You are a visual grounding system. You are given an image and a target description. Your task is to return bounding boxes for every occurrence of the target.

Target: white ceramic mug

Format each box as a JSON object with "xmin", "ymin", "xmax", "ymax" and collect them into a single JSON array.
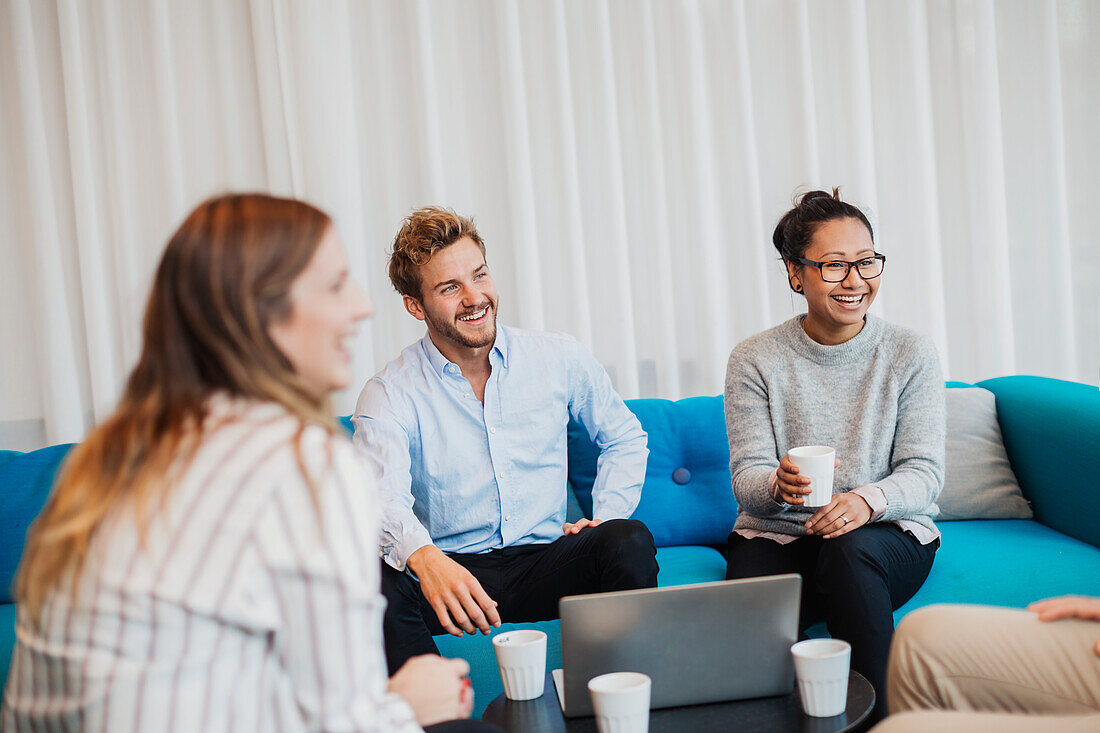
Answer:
[
  {"xmin": 492, "ymin": 629, "xmax": 547, "ymax": 700},
  {"xmin": 787, "ymin": 446, "xmax": 836, "ymax": 507},
  {"xmin": 791, "ymin": 638, "xmax": 850, "ymax": 717},
  {"xmin": 588, "ymin": 672, "xmax": 651, "ymax": 733}
]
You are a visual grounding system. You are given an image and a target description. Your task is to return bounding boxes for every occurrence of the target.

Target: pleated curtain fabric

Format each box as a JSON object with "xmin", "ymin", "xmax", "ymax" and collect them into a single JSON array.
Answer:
[{"xmin": 1, "ymin": 0, "xmax": 1097, "ymax": 449}]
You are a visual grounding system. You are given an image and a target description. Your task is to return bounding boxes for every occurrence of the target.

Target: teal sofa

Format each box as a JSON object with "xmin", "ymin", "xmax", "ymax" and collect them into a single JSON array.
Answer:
[{"xmin": 3, "ymin": 376, "xmax": 1100, "ymax": 718}]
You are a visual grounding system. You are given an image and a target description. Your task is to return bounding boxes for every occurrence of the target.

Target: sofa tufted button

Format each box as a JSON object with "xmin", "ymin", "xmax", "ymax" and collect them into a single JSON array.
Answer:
[{"xmin": 672, "ymin": 467, "xmax": 691, "ymax": 485}]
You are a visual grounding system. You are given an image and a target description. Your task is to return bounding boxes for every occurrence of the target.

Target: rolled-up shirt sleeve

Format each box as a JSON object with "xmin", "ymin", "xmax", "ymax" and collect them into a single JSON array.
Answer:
[
  {"xmin": 568, "ymin": 342, "xmax": 648, "ymax": 521},
  {"xmin": 353, "ymin": 378, "xmax": 433, "ymax": 571}
]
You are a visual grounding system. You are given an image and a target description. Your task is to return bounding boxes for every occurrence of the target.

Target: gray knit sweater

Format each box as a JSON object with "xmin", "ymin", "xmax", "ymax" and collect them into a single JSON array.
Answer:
[{"xmin": 724, "ymin": 314, "xmax": 945, "ymax": 539}]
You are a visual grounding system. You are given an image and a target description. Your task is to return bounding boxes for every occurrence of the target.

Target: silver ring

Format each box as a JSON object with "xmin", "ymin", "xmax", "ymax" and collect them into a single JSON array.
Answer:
[{"xmin": 841, "ymin": 515, "xmax": 849, "ymax": 525}]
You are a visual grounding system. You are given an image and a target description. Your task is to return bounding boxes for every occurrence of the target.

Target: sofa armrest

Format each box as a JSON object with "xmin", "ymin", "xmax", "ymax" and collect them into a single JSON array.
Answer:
[{"xmin": 978, "ymin": 376, "xmax": 1099, "ymax": 549}]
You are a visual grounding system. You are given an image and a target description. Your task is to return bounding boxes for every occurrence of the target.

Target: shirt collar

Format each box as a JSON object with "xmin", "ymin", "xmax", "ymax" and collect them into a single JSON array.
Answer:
[
  {"xmin": 420, "ymin": 326, "xmax": 510, "ymax": 379},
  {"xmin": 492, "ymin": 325, "xmax": 510, "ymax": 368}
]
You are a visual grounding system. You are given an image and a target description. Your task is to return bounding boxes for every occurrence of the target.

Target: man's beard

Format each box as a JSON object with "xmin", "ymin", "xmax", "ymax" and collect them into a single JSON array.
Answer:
[{"xmin": 426, "ymin": 298, "xmax": 497, "ymax": 349}]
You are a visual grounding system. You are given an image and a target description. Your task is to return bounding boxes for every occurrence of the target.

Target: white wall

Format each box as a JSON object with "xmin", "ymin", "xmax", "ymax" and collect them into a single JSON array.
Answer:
[{"xmin": 1, "ymin": 0, "xmax": 1097, "ymax": 449}]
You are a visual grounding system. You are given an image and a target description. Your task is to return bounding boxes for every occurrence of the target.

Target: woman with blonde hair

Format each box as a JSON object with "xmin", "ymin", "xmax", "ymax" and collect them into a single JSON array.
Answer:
[{"xmin": 1, "ymin": 194, "xmax": 497, "ymax": 732}]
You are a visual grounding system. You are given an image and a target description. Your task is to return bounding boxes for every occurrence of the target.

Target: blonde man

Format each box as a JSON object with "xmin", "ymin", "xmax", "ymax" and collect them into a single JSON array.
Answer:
[{"xmin": 354, "ymin": 207, "xmax": 657, "ymax": 672}]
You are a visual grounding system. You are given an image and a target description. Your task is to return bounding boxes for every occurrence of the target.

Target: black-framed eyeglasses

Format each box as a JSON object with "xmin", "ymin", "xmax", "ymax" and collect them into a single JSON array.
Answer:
[{"xmin": 792, "ymin": 253, "xmax": 886, "ymax": 283}]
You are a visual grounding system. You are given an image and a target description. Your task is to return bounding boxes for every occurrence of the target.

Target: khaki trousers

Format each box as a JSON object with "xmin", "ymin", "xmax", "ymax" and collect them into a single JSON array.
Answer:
[{"xmin": 871, "ymin": 604, "xmax": 1100, "ymax": 732}]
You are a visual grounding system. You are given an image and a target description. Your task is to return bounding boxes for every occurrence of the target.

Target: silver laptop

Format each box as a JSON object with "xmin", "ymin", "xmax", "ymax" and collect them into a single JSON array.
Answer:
[{"xmin": 556, "ymin": 574, "xmax": 801, "ymax": 717}]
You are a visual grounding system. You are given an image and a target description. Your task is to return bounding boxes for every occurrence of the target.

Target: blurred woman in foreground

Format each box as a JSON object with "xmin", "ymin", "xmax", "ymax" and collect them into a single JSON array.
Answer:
[{"xmin": 1, "ymin": 194, "xmax": 496, "ymax": 732}]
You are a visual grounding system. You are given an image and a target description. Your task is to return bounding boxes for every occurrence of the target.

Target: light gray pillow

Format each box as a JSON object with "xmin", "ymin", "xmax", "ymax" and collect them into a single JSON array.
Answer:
[{"xmin": 937, "ymin": 387, "xmax": 1032, "ymax": 520}]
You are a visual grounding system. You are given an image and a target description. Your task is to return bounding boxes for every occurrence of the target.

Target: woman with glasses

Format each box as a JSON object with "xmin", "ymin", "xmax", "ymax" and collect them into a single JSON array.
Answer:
[
  {"xmin": 2, "ymin": 194, "xmax": 499, "ymax": 733},
  {"xmin": 723, "ymin": 189, "xmax": 944, "ymax": 723}
]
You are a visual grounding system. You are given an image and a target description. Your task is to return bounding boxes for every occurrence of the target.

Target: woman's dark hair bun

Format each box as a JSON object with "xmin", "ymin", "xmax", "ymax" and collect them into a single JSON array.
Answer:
[
  {"xmin": 798, "ymin": 189, "xmax": 839, "ymax": 205},
  {"xmin": 771, "ymin": 188, "xmax": 874, "ymax": 294}
]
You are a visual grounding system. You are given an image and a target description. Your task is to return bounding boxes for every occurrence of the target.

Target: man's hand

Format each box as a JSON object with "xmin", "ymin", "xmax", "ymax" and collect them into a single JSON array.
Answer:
[
  {"xmin": 407, "ymin": 545, "xmax": 501, "ymax": 636},
  {"xmin": 563, "ymin": 517, "xmax": 603, "ymax": 535},
  {"xmin": 1027, "ymin": 595, "xmax": 1100, "ymax": 657}
]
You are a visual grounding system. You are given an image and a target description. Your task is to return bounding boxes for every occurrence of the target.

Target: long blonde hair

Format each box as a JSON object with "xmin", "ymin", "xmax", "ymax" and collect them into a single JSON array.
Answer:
[{"xmin": 16, "ymin": 193, "xmax": 336, "ymax": 621}]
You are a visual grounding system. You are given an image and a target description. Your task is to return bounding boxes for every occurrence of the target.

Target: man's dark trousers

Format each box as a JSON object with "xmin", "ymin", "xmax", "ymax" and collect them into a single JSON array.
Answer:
[{"xmin": 380, "ymin": 518, "xmax": 659, "ymax": 674}]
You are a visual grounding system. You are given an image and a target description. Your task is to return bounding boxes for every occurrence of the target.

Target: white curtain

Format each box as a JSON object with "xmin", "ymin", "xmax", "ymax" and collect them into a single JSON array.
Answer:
[{"xmin": 1, "ymin": 0, "xmax": 1097, "ymax": 450}]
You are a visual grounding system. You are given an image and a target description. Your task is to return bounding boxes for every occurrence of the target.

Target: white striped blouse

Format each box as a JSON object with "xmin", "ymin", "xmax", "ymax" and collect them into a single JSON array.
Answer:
[{"xmin": 2, "ymin": 396, "xmax": 421, "ymax": 732}]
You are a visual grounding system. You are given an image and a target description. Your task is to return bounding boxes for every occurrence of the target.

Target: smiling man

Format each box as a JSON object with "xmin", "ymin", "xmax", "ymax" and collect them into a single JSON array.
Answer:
[{"xmin": 354, "ymin": 207, "xmax": 657, "ymax": 673}]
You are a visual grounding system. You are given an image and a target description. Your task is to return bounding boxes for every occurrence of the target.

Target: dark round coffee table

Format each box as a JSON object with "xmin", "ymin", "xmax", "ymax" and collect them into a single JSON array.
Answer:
[{"xmin": 482, "ymin": 671, "xmax": 875, "ymax": 732}]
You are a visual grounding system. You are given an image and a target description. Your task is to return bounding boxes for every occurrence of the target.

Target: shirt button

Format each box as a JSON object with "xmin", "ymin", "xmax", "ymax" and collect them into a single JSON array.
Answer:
[
  {"xmin": 505, "ymin": 514, "xmax": 511, "ymax": 521},
  {"xmin": 464, "ymin": 392, "xmax": 470, "ymax": 398},
  {"xmin": 498, "ymin": 472, "xmax": 505, "ymax": 479},
  {"xmin": 490, "ymin": 427, "xmax": 496, "ymax": 434}
]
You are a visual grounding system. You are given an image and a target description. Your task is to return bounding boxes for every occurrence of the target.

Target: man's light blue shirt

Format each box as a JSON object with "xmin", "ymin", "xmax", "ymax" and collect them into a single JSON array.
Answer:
[{"xmin": 353, "ymin": 326, "xmax": 648, "ymax": 571}]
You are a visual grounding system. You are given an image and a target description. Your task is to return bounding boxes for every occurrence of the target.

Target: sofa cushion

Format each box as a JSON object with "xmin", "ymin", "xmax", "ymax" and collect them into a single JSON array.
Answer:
[
  {"xmin": 938, "ymin": 387, "xmax": 1031, "ymax": 520},
  {"xmin": 652, "ymin": 544, "xmax": 728, "ymax": 588},
  {"xmin": 801, "ymin": 518, "xmax": 1100, "ymax": 638},
  {"xmin": 896, "ymin": 519, "xmax": 1100, "ymax": 615},
  {"xmin": 0, "ymin": 444, "xmax": 73, "ymax": 604},
  {"xmin": 568, "ymin": 396, "xmax": 736, "ymax": 547}
]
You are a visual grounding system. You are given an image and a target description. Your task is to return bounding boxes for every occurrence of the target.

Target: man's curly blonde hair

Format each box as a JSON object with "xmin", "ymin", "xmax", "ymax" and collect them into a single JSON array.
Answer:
[{"xmin": 388, "ymin": 207, "xmax": 486, "ymax": 299}]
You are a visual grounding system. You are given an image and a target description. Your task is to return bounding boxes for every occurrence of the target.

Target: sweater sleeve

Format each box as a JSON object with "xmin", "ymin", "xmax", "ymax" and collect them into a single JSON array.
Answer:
[
  {"xmin": 724, "ymin": 345, "xmax": 785, "ymax": 517},
  {"xmin": 873, "ymin": 336, "xmax": 946, "ymax": 521}
]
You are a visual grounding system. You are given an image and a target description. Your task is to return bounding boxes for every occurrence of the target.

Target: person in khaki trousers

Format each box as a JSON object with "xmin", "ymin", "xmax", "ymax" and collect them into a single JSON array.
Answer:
[{"xmin": 872, "ymin": 597, "xmax": 1100, "ymax": 732}]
